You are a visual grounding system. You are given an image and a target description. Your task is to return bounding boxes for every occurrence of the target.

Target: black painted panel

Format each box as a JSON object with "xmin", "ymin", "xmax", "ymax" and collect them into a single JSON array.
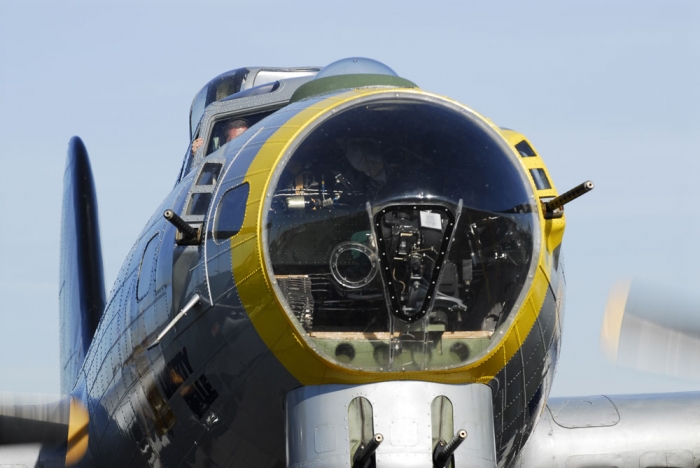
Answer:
[{"xmin": 538, "ymin": 287, "xmax": 558, "ymax": 348}]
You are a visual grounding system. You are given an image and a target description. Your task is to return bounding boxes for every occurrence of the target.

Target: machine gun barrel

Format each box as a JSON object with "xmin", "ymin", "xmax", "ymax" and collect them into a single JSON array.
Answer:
[
  {"xmin": 164, "ymin": 209, "xmax": 199, "ymax": 241},
  {"xmin": 433, "ymin": 429, "xmax": 467, "ymax": 468},
  {"xmin": 352, "ymin": 433, "xmax": 383, "ymax": 468},
  {"xmin": 543, "ymin": 180, "xmax": 594, "ymax": 215}
]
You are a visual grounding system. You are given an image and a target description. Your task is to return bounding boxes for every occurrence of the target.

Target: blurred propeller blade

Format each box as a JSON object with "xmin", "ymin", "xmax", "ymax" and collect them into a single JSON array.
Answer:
[
  {"xmin": 0, "ymin": 394, "xmax": 88, "ymax": 466},
  {"xmin": 601, "ymin": 279, "xmax": 700, "ymax": 379}
]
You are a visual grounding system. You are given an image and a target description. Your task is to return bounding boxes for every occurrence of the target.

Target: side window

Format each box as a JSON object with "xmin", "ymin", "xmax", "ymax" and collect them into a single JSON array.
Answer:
[
  {"xmin": 530, "ymin": 168, "xmax": 552, "ymax": 190},
  {"xmin": 214, "ymin": 183, "xmax": 249, "ymax": 243},
  {"xmin": 206, "ymin": 117, "xmax": 250, "ymax": 155},
  {"xmin": 201, "ymin": 110, "xmax": 274, "ymax": 157}
]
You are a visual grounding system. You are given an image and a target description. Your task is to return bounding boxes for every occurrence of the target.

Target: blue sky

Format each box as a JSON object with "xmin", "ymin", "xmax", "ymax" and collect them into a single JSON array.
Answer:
[{"xmin": 0, "ymin": 0, "xmax": 698, "ymax": 396}]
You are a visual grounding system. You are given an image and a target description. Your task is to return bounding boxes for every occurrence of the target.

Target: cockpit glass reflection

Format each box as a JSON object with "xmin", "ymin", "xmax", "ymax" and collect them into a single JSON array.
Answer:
[{"xmin": 264, "ymin": 99, "xmax": 537, "ymax": 372}]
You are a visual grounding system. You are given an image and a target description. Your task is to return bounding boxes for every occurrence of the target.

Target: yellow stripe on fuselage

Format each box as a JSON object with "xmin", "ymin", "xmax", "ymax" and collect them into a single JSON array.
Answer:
[{"xmin": 231, "ymin": 87, "xmax": 561, "ymax": 385}]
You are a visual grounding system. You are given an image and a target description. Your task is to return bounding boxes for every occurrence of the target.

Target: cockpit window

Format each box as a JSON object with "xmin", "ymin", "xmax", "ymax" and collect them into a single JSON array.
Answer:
[
  {"xmin": 264, "ymin": 98, "xmax": 538, "ymax": 372},
  {"xmin": 530, "ymin": 168, "xmax": 552, "ymax": 190},
  {"xmin": 206, "ymin": 117, "xmax": 251, "ymax": 155},
  {"xmin": 204, "ymin": 111, "xmax": 274, "ymax": 156}
]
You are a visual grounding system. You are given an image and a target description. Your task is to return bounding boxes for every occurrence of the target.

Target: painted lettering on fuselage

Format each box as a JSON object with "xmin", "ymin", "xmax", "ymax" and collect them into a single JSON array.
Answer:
[
  {"xmin": 159, "ymin": 348, "xmax": 193, "ymax": 399},
  {"xmin": 158, "ymin": 347, "xmax": 219, "ymax": 419},
  {"xmin": 182, "ymin": 375, "xmax": 219, "ymax": 419}
]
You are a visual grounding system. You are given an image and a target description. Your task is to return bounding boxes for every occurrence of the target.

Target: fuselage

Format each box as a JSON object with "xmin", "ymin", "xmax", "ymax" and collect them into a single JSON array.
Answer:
[{"xmin": 67, "ymin": 62, "xmax": 566, "ymax": 468}]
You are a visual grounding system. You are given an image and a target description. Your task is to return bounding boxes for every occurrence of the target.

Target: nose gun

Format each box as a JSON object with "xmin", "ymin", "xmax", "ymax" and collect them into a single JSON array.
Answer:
[{"xmin": 543, "ymin": 180, "xmax": 594, "ymax": 219}]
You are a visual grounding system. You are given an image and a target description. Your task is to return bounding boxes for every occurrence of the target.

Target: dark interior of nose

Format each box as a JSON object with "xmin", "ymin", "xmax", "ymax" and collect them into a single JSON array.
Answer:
[{"xmin": 265, "ymin": 99, "xmax": 536, "ymax": 370}]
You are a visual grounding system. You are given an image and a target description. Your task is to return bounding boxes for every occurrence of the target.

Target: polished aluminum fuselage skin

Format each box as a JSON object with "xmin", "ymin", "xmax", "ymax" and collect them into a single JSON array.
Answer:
[
  {"xmin": 70, "ymin": 156, "xmax": 308, "ymax": 466},
  {"xmin": 517, "ymin": 393, "xmax": 700, "ymax": 467}
]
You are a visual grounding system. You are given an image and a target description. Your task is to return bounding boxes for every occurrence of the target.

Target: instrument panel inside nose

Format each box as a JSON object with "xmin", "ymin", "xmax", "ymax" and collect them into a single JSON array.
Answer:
[{"xmin": 263, "ymin": 96, "xmax": 539, "ymax": 372}]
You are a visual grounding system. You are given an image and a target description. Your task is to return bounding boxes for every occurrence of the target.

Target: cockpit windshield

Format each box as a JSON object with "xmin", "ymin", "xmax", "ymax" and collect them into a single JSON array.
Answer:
[
  {"xmin": 263, "ymin": 98, "xmax": 538, "ymax": 372},
  {"xmin": 204, "ymin": 111, "xmax": 278, "ymax": 156}
]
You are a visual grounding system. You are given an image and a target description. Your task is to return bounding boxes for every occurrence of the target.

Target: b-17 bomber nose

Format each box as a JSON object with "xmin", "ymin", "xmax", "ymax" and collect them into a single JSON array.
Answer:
[
  {"xmin": 43, "ymin": 57, "xmax": 580, "ymax": 468},
  {"xmin": 260, "ymin": 92, "xmax": 540, "ymax": 374}
]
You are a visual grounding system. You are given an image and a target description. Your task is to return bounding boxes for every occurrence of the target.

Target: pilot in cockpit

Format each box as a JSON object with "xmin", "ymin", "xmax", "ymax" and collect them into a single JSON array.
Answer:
[{"xmin": 191, "ymin": 118, "xmax": 249, "ymax": 155}]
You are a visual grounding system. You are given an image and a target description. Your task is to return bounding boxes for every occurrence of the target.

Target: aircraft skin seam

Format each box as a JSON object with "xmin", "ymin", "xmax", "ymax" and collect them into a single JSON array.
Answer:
[
  {"xmin": 501, "ymin": 393, "xmax": 533, "ymax": 434},
  {"xmin": 212, "ymin": 283, "xmax": 241, "ymax": 304},
  {"xmin": 188, "ymin": 257, "xmax": 206, "ymax": 274},
  {"xmin": 521, "ymin": 336, "xmax": 545, "ymax": 370},
  {"xmin": 236, "ymin": 267, "xmax": 263, "ymax": 286},
  {"xmin": 525, "ymin": 350, "xmax": 545, "ymax": 386},
  {"xmin": 205, "ymin": 244, "xmax": 233, "ymax": 262},
  {"xmin": 230, "ymin": 234, "xmax": 256, "ymax": 249},
  {"xmin": 506, "ymin": 328, "xmax": 527, "ymax": 387},
  {"xmin": 502, "ymin": 354, "xmax": 547, "ymax": 411}
]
